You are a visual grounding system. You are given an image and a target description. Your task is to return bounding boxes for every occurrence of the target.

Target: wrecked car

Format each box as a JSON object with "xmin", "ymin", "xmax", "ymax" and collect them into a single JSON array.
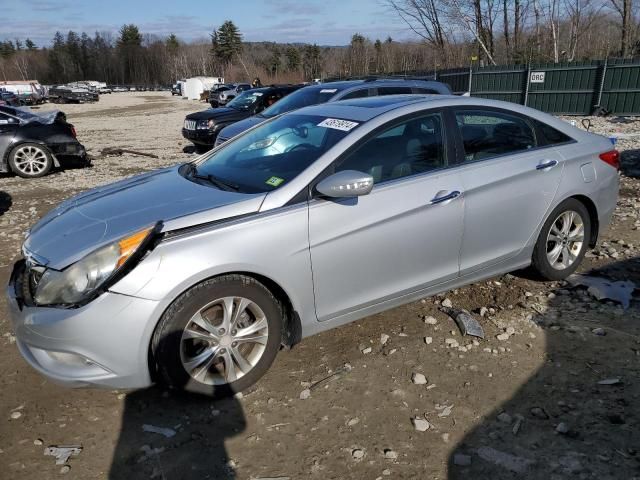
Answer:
[{"xmin": 0, "ymin": 106, "xmax": 88, "ymax": 178}]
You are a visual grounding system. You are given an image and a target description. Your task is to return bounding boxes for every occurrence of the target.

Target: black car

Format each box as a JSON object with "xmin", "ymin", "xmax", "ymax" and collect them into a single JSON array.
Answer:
[
  {"xmin": 48, "ymin": 86, "xmax": 99, "ymax": 104},
  {"xmin": 0, "ymin": 106, "xmax": 88, "ymax": 178},
  {"xmin": 171, "ymin": 84, "xmax": 182, "ymax": 96},
  {"xmin": 0, "ymin": 91, "xmax": 20, "ymax": 107},
  {"xmin": 182, "ymin": 85, "xmax": 300, "ymax": 152}
]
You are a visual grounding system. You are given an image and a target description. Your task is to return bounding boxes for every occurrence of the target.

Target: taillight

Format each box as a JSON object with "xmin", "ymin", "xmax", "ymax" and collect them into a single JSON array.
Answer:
[
  {"xmin": 70, "ymin": 126, "xmax": 77, "ymax": 138},
  {"xmin": 599, "ymin": 150, "xmax": 620, "ymax": 170}
]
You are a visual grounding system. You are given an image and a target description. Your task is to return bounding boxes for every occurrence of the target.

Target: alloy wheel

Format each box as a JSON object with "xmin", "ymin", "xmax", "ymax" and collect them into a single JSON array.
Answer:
[
  {"xmin": 180, "ymin": 296, "xmax": 269, "ymax": 385},
  {"xmin": 546, "ymin": 210, "xmax": 585, "ymax": 270},
  {"xmin": 13, "ymin": 145, "xmax": 49, "ymax": 176}
]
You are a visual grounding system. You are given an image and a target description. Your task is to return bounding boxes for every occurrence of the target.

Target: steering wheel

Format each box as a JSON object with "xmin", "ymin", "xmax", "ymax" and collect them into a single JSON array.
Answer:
[{"xmin": 286, "ymin": 143, "xmax": 315, "ymax": 153}]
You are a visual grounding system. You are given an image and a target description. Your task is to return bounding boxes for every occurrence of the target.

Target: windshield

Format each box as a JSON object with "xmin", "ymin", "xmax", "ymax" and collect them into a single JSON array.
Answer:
[
  {"xmin": 187, "ymin": 114, "xmax": 361, "ymax": 193},
  {"xmin": 260, "ymin": 86, "xmax": 341, "ymax": 118},
  {"xmin": 227, "ymin": 90, "xmax": 262, "ymax": 111}
]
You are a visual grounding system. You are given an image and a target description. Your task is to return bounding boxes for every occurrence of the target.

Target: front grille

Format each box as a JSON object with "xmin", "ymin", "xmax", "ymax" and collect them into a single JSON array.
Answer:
[
  {"xmin": 184, "ymin": 119, "xmax": 197, "ymax": 130},
  {"xmin": 18, "ymin": 261, "xmax": 42, "ymax": 305}
]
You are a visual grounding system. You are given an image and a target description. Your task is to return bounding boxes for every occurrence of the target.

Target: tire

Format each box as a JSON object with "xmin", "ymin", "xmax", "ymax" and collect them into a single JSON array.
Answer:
[
  {"xmin": 152, "ymin": 275, "xmax": 284, "ymax": 398},
  {"xmin": 194, "ymin": 144, "xmax": 211, "ymax": 154},
  {"xmin": 531, "ymin": 198, "xmax": 591, "ymax": 281},
  {"xmin": 9, "ymin": 143, "xmax": 53, "ymax": 178}
]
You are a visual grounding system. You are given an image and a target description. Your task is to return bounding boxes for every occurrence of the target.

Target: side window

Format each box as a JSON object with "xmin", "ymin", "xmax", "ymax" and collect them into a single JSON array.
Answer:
[
  {"xmin": 413, "ymin": 88, "xmax": 439, "ymax": 95},
  {"xmin": 336, "ymin": 113, "xmax": 446, "ymax": 184},
  {"xmin": 265, "ymin": 92, "xmax": 283, "ymax": 107},
  {"xmin": 455, "ymin": 109, "xmax": 536, "ymax": 162},
  {"xmin": 535, "ymin": 120, "xmax": 573, "ymax": 145},
  {"xmin": 341, "ymin": 88, "xmax": 369, "ymax": 100},
  {"xmin": 377, "ymin": 86, "xmax": 412, "ymax": 95}
]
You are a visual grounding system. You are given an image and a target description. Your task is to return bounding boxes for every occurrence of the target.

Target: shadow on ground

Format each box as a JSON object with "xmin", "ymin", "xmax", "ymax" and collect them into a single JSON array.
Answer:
[
  {"xmin": 109, "ymin": 386, "xmax": 245, "ymax": 479},
  {"xmin": 0, "ymin": 191, "xmax": 12, "ymax": 216},
  {"xmin": 621, "ymin": 149, "xmax": 640, "ymax": 178},
  {"xmin": 448, "ymin": 257, "xmax": 640, "ymax": 478}
]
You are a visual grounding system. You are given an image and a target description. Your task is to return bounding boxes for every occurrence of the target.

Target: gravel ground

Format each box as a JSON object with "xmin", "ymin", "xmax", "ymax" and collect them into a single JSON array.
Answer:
[{"xmin": 0, "ymin": 93, "xmax": 639, "ymax": 480}]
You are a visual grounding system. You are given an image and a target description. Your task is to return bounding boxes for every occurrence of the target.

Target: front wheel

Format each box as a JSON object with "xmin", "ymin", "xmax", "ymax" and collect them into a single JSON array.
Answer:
[
  {"xmin": 531, "ymin": 199, "xmax": 591, "ymax": 280},
  {"xmin": 152, "ymin": 275, "xmax": 283, "ymax": 398}
]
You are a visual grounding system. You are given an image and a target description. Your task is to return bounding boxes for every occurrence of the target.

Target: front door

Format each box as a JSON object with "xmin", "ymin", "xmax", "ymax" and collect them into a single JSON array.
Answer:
[{"xmin": 308, "ymin": 111, "xmax": 464, "ymax": 321}]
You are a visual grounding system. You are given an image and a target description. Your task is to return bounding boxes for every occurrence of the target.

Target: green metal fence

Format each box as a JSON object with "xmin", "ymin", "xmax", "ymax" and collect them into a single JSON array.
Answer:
[{"xmin": 394, "ymin": 58, "xmax": 640, "ymax": 115}]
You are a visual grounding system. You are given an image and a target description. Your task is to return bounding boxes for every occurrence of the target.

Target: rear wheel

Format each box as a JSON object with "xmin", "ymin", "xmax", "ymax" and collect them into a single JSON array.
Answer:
[
  {"xmin": 531, "ymin": 199, "xmax": 590, "ymax": 280},
  {"xmin": 152, "ymin": 275, "xmax": 283, "ymax": 398},
  {"xmin": 9, "ymin": 143, "xmax": 52, "ymax": 178}
]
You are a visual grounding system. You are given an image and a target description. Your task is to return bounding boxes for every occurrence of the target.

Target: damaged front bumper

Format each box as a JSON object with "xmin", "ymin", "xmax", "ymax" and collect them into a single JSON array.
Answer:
[{"xmin": 6, "ymin": 260, "xmax": 157, "ymax": 389}]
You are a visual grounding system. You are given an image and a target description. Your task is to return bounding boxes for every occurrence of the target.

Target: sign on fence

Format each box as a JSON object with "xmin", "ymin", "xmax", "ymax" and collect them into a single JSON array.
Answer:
[{"xmin": 530, "ymin": 72, "xmax": 546, "ymax": 83}]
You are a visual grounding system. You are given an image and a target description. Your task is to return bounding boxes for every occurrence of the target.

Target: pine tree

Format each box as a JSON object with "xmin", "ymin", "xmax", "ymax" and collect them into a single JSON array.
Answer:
[
  {"xmin": 166, "ymin": 34, "xmax": 179, "ymax": 51},
  {"xmin": 285, "ymin": 46, "xmax": 301, "ymax": 71},
  {"xmin": 212, "ymin": 21, "xmax": 242, "ymax": 65},
  {"xmin": 25, "ymin": 39, "xmax": 36, "ymax": 50}
]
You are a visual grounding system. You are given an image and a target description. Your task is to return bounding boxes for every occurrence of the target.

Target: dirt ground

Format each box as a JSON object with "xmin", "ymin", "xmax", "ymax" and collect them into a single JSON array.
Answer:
[{"xmin": 0, "ymin": 92, "xmax": 639, "ymax": 480}]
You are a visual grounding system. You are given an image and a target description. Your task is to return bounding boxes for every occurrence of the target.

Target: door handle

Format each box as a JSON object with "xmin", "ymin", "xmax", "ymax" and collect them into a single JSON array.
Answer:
[
  {"xmin": 430, "ymin": 190, "xmax": 461, "ymax": 205},
  {"xmin": 536, "ymin": 159, "xmax": 559, "ymax": 170}
]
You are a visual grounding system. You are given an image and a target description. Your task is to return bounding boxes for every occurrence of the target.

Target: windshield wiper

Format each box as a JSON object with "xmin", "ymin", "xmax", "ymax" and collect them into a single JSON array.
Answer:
[{"xmin": 187, "ymin": 165, "xmax": 240, "ymax": 192}]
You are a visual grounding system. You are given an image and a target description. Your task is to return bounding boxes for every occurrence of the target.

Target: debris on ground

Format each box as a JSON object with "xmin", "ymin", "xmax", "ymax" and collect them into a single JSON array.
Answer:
[
  {"xmin": 443, "ymin": 308, "xmax": 485, "ymax": 338},
  {"xmin": 476, "ymin": 446, "xmax": 535, "ymax": 473},
  {"xmin": 567, "ymin": 274, "xmax": 636, "ymax": 309},
  {"xmin": 44, "ymin": 445, "xmax": 82, "ymax": 465},
  {"xmin": 142, "ymin": 424, "xmax": 177, "ymax": 438},
  {"xmin": 412, "ymin": 417, "xmax": 431, "ymax": 431},
  {"xmin": 99, "ymin": 147, "xmax": 159, "ymax": 159},
  {"xmin": 309, "ymin": 363, "xmax": 352, "ymax": 391},
  {"xmin": 597, "ymin": 378, "xmax": 621, "ymax": 385},
  {"xmin": 411, "ymin": 372, "xmax": 427, "ymax": 385}
]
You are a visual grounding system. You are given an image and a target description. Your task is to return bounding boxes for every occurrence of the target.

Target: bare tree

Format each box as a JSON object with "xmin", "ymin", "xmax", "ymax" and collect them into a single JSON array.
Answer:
[
  {"xmin": 386, "ymin": 0, "xmax": 448, "ymax": 60},
  {"xmin": 608, "ymin": 0, "xmax": 633, "ymax": 56}
]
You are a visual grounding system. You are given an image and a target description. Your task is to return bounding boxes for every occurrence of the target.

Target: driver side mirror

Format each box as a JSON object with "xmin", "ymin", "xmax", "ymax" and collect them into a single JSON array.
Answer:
[{"xmin": 316, "ymin": 170, "xmax": 374, "ymax": 198}]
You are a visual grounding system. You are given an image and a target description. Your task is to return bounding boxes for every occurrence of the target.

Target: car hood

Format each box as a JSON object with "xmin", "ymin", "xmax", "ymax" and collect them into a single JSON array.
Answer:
[
  {"xmin": 219, "ymin": 116, "xmax": 267, "ymax": 140},
  {"xmin": 24, "ymin": 165, "xmax": 265, "ymax": 269},
  {"xmin": 185, "ymin": 107, "xmax": 251, "ymax": 124}
]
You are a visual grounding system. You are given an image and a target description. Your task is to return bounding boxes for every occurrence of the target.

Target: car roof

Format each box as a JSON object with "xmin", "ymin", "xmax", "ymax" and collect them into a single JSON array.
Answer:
[{"xmin": 294, "ymin": 94, "xmax": 438, "ymax": 122}]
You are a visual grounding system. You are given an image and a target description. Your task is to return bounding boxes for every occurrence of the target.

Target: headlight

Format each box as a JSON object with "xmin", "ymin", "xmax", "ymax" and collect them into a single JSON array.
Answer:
[
  {"xmin": 34, "ymin": 226, "xmax": 154, "ymax": 306},
  {"xmin": 197, "ymin": 119, "xmax": 216, "ymax": 130}
]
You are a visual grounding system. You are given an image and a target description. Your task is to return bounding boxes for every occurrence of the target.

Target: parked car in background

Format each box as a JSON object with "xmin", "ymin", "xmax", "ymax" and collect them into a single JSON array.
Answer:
[
  {"xmin": 0, "ymin": 105, "xmax": 87, "ymax": 178},
  {"xmin": 217, "ymin": 83, "xmax": 252, "ymax": 106},
  {"xmin": 183, "ymin": 85, "xmax": 301, "ymax": 152},
  {"xmin": 48, "ymin": 86, "xmax": 99, "ymax": 104},
  {"xmin": 0, "ymin": 90, "xmax": 21, "ymax": 107},
  {"xmin": 98, "ymin": 86, "xmax": 112, "ymax": 94},
  {"xmin": 215, "ymin": 78, "xmax": 452, "ymax": 146},
  {"xmin": 6, "ymin": 95, "xmax": 619, "ymax": 397},
  {"xmin": 208, "ymin": 85, "xmax": 231, "ymax": 107},
  {"xmin": 171, "ymin": 84, "xmax": 182, "ymax": 96}
]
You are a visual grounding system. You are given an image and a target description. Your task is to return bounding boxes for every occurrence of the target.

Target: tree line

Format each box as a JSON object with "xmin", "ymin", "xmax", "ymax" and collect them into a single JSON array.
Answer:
[{"xmin": 0, "ymin": 3, "xmax": 638, "ymax": 86}]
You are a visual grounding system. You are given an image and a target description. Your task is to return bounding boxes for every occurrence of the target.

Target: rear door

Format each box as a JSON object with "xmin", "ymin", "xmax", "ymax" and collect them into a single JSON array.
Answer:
[
  {"xmin": 452, "ymin": 107, "xmax": 564, "ymax": 274},
  {"xmin": 308, "ymin": 110, "xmax": 464, "ymax": 321}
]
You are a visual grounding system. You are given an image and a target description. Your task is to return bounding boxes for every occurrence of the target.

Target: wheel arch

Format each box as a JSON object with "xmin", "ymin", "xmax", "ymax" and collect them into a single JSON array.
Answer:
[
  {"xmin": 146, "ymin": 270, "xmax": 303, "ymax": 382},
  {"xmin": 568, "ymin": 194, "xmax": 599, "ymax": 248}
]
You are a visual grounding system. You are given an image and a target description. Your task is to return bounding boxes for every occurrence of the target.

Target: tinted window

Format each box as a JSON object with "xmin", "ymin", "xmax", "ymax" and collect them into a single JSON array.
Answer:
[
  {"xmin": 192, "ymin": 114, "xmax": 358, "ymax": 193},
  {"xmin": 341, "ymin": 88, "xmax": 369, "ymax": 99},
  {"xmin": 456, "ymin": 109, "xmax": 536, "ymax": 162},
  {"xmin": 535, "ymin": 120, "xmax": 573, "ymax": 145},
  {"xmin": 227, "ymin": 91, "xmax": 264, "ymax": 110},
  {"xmin": 337, "ymin": 113, "xmax": 446, "ymax": 184},
  {"xmin": 413, "ymin": 88, "xmax": 439, "ymax": 94},
  {"xmin": 260, "ymin": 87, "xmax": 339, "ymax": 118},
  {"xmin": 377, "ymin": 86, "xmax": 412, "ymax": 95}
]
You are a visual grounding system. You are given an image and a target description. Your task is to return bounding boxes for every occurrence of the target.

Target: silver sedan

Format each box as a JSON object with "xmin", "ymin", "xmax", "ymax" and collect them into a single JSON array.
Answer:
[{"xmin": 6, "ymin": 95, "xmax": 619, "ymax": 397}]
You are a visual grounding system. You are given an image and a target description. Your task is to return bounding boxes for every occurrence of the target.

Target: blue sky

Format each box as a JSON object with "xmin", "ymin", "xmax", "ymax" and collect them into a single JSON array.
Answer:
[{"xmin": 2, "ymin": 0, "xmax": 410, "ymax": 46}]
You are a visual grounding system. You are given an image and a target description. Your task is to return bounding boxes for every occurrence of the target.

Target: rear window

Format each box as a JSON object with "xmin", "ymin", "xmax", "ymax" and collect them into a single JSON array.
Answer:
[{"xmin": 535, "ymin": 120, "xmax": 574, "ymax": 145}]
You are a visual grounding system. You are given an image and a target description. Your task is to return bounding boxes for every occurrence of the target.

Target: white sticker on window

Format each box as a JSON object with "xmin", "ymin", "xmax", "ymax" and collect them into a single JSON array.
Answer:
[
  {"xmin": 320, "ymin": 88, "xmax": 338, "ymax": 93},
  {"xmin": 317, "ymin": 118, "xmax": 359, "ymax": 132},
  {"xmin": 252, "ymin": 92, "xmax": 263, "ymax": 96}
]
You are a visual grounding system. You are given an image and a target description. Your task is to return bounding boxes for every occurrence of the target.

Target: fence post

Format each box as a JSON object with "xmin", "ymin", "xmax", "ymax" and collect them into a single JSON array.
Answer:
[
  {"xmin": 524, "ymin": 63, "xmax": 531, "ymax": 106},
  {"xmin": 596, "ymin": 58, "xmax": 608, "ymax": 108},
  {"xmin": 467, "ymin": 64, "xmax": 473, "ymax": 95}
]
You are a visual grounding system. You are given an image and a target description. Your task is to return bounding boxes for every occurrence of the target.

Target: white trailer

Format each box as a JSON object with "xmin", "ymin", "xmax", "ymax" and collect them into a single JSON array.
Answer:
[{"xmin": 183, "ymin": 76, "xmax": 224, "ymax": 100}]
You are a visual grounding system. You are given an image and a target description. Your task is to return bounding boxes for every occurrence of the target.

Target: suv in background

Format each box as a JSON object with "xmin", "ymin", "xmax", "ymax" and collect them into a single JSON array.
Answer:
[
  {"xmin": 217, "ymin": 83, "xmax": 252, "ymax": 106},
  {"xmin": 0, "ymin": 90, "xmax": 20, "ymax": 106},
  {"xmin": 182, "ymin": 84, "xmax": 301, "ymax": 152},
  {"xmin": 215, "ymin": 78, "xmax": 451, "ymax": 146},
  {"xmin": 208, "ymin": 84, "xmax": 231, "ymax": 107}
]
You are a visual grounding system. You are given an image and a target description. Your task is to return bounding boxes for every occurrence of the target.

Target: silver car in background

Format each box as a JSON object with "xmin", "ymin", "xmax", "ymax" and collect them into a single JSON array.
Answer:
[{"xmin": 7, "ymin": 95, "xmax": 619, "ymax": 398}]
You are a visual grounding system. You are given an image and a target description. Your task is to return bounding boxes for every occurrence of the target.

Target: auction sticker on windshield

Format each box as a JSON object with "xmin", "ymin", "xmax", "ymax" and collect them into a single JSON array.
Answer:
[
  {"xmin": 265, "ymin": 176, "xmax": 285, "ymax": 187},
  {"xmin": 317, "ymin": 118, "xmax": 359, "ymax": 132}
]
